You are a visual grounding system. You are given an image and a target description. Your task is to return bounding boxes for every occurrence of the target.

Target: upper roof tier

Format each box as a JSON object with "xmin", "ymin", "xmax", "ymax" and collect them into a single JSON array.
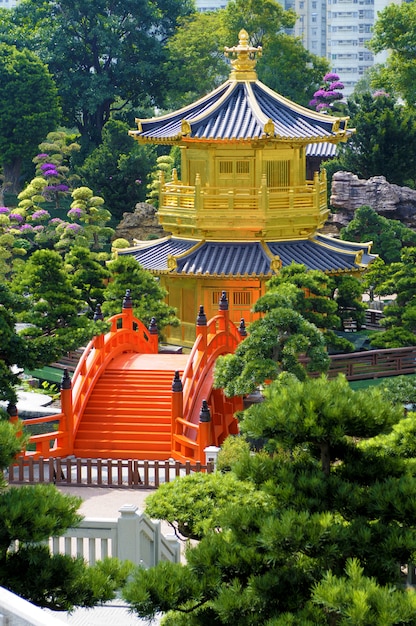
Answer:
[{"xmin": 130, "ymin": 30, "xmax": 353, "ymax": 146}]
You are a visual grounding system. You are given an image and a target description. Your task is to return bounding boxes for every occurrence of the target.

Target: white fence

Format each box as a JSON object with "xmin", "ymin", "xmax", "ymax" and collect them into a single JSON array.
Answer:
[
  {"xmin": 2, "ymin": 505, "xmax": 180, "ymax": 625},
  {"xmin": 48, "ymin": 504, "xmax": 180, "ymax": 567}
]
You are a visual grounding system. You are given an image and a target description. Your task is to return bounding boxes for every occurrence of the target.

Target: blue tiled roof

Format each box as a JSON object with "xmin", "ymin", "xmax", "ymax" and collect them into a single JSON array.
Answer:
[
  {"xmin": 118, "ymin": 238, "xmax": 197, "ymax": 271},
  {"xmin": 176, "ymin": 241, "xmax": 272, "ymax": 276},
  {"xmin": 120, "ymin": 235, "xmax": 376, "ymax": 276},
  {"xmin": 306, "ymin": 143, "xmax": 338, "ymax": 158},
  {"xmin": 131, "ymin": 80, "xmax": 351, "ymax": 144}
]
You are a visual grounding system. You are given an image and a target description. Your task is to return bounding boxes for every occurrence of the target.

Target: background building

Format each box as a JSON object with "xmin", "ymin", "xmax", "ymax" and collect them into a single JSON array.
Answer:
[{"xmin": 196, "ymin": 0, "xmax": 401, "ymax": 96}]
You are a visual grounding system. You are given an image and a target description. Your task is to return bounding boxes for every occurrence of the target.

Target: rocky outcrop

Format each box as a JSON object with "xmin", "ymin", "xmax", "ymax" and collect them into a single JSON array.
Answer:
[
  {"xmin": 329, "ymin": 171, "xmax": 416, "ymax": 230},
  {"xmin": 113, "ymin": 202, "xmax": 167, "ymax": 244}
]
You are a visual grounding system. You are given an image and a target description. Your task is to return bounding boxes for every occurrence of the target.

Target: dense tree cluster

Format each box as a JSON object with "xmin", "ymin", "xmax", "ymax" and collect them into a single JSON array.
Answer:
[{"xmin": 123, "ymin": 374, "xmax": 416, "ymax": 625}]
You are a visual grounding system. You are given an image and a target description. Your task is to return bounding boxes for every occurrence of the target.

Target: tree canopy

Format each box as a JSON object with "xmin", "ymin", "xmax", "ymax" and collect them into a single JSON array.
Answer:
[
  {"xmin": 363, "ymin": 247, "xmax": 416, "ymax": 349},
  {"xmin": 340, "ymin": 205, "xmax": 416, "ymax": 264},
  {"xmin": 123, "ymin": 373, "xmax": 416, "ymax": 625},
  {"xmin": 164, "ymin": 0, "xmax": 329, "ymax": 108},
  {"xmin": 0, "ymin": 417, "xmax": 132, "ymax": 610},
  {"xmin": 369, "ymin": 1, "xmax": 416, "ymax": 107},
  {"xmin": 324, "ymin": 92, "xmax": 416, "ymax": 188},
  {"xmin": 2, "ymin": 0, "xmax": 194, "ymax": 150},
  {"xmin": 0, "ymin": 43, "xmax": 60, "ymax": 192}
]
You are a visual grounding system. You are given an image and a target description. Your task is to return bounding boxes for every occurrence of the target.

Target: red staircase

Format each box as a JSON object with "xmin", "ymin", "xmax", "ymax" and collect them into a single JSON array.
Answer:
[{"xmin": 73, "ymin": 353, "xmax": 188, "ymax": 460}]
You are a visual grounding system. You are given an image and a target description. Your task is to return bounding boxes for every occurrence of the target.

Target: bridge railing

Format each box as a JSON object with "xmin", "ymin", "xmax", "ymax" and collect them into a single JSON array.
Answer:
[{"xmin": 171, "ymin": 294, "xmax": 244, "ymax": 463}]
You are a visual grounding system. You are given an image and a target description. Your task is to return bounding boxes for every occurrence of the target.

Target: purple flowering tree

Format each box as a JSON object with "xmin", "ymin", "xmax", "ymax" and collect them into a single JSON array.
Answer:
[
  {"xmin": 32, "ymin": 131, "xmax": 81, "ymax": 207},
  {"xmin": 309, "ymin": 72, "xmax": 345, "ymax": 112}
]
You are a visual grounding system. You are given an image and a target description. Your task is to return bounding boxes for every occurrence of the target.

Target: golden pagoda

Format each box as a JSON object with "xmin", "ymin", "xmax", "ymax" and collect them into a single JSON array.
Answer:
[{"xmin": 123, "ymin": 30, "xmax": 375, "ymax": 346}]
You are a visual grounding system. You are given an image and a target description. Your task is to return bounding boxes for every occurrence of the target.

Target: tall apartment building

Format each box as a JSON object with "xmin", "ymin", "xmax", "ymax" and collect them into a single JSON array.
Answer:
[{"xmin": 294, "ymin": 0, "xmax": 401, "ymax": 96}]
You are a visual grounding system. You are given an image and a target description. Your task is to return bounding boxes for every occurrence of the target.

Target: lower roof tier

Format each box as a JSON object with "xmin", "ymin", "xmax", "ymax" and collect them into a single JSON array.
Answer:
[{"xmin": 118, "ymin": 233, "xmax": 376, "ymax": 277}]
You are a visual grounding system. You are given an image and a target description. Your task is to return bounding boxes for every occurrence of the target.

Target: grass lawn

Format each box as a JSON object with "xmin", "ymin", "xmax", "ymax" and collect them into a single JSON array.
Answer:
[{"xmin": 349, "ymin": 374, "xmax": 416, "ymax": 391}]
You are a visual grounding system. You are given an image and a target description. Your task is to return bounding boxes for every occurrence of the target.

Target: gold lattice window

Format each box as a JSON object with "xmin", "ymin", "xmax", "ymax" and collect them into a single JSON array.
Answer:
[
  {"xmin": 219, "ymin": 161, "xmax": 233, "ymax": 174},
  {"xmin": 236, "ymin": 160, "xmax": 250, "ymax": 175}
]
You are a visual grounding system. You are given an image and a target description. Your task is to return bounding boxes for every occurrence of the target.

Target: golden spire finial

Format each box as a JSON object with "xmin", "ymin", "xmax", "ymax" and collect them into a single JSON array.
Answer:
[{"xmin": 224, "ymin": 29, "xmax": 262, "ymax": 81}]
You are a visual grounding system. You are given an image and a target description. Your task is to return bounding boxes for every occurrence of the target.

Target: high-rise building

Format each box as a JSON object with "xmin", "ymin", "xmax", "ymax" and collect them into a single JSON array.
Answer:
[
  {"xmin": 195, "ymin": 0, "xmax": 401, "ymax": 97},
  {"xmin": 295, "ymin": 0, "xmax": 401, "ymax": 96}
]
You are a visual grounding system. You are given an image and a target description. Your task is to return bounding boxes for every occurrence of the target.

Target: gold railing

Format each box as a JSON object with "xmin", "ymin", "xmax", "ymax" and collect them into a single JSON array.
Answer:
[{"xmin": 158, "ymin": 174, "xmax": 328, "ymax": 239}]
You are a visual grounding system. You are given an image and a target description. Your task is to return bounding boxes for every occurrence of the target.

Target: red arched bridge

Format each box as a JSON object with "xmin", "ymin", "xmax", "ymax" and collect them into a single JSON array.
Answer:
[{"xmin": 18, "ymin": 292, "xmax": 244, "ymax": 464}]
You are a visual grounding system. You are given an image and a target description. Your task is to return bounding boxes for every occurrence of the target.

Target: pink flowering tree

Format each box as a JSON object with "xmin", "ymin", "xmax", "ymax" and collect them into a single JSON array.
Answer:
[{"xmin": 309, "ymin": 72, "xmax": 345, "ymax": 112}]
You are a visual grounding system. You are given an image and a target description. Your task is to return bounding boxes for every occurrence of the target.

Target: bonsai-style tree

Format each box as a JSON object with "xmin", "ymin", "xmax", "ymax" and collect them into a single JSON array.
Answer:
[
  {"xmin": 123, "ymin": 374, "xmax": 416, "ymax": 625},
  {"xmin": 102, "ymin": 255, "xmax": 179, "ymax": 334}
]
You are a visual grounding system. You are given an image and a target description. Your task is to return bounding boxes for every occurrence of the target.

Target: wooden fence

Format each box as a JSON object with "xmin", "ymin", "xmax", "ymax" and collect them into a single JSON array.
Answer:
[
  {"xmin": 7, "ymin": 456, "xmax": 214, "ymax": 488},
  {"xmin": 325, "ymin": 346, "xmax": 416, "ymax": 381}
]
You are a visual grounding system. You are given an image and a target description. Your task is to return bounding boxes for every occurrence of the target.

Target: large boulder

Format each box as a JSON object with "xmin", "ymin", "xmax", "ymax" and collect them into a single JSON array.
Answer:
[
  {"xmin": 329, "ymin": 171, "xmax": 416, "ymax": 229},
  {"xmin": 113, "ymin": 202, "xmax": 167, "ymax": 244}
]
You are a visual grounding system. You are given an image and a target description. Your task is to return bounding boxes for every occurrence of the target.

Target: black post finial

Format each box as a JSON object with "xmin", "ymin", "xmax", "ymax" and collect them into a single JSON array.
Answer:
[
  {"xmin": 61, "ymin": 368, "xmax": 72, "ymax": 390},
  {"xmin": 238, "ymin": 318, "xmax": 247, "ymax": 337},
  {"xmin": 93, "ymin": 304, "xmax": 104, "ymax": 321},
  {"xmin": 197, "ymin": 305, "xmax": 207, "ymax": 326},
  {"xmin": 7, "ymin": 402, "xmax": 18, "ymax": 418},
  {"xmin": 219, "ymin": 291, "xmax": 228, "ymax": 311},
  {"xmin": 122, "ymin": 289, "xmax": 133, "ymax": 309},
  {"xmin": 148, "ymin": 317, "xmax": 158, "ymax": 335},
  {"xmin": 199, "ymin": 399, "xmax": 211, "ymax": 422},
  {"xmin": 172, "ymin": 370, "xmax": 183, "ymax": 392}
]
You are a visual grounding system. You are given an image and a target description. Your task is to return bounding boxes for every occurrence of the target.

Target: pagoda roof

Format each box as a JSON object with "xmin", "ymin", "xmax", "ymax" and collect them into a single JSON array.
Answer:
[
  {"xmin": 118, "ymin": 234, "xmax": 376, "ymax": 277},
  {"xmin": 130, "ymin": 30, "xmax": 353, "ymax": 146}
]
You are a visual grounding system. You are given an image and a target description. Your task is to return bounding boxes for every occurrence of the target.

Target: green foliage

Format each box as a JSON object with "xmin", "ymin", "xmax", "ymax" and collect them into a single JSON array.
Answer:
[
  {"xmin": 0, "ymin": 419, "xmax": 27, "ymax": 474},
  {"xmin": 312, "ymin": 558, "xmax": 416, "ymax": 625},
  {"xmin": 4, "ymin": 0, "xmax": 194, "ymax": 151},
  {"xmin": 66, "ymin": 186, "xmax": 113, "ymax": 252},
  {"xmin": 102, "ymin": 255, "xmax": 179, "ymax": 333},
  {"xmin": 146, "ymin": 154, "xmax": 175, "ymax": 207},
  {"xmin": 164, "ymin": 0, "xmax": 329, "ymax": 108},
  {"xmin": 0, "ymin": 43, "xmax": 61, "ymax": 192},
  {"xmin": 379, "ymin": 376, "xmax": 416, "ymax": 407},
  {"xmin": 0, "ymin": 282, "xmax": 35, "ymax": 403},
  {"xmin": 214, "ymin": 268, "xmax": 334, "ymax": 396},
  {"xmin": 11, "ymin": 249, "xmax": 106, "ymax": 365},
  {"xmin": 362, "ymin": 247, "xmax": 416, "ymax": 348},
  {"xmin": 145, "ymin": 471, "xmax": 272, "ymax": 540},
  {"xmin": 324, "ymin": 93, "xmax": 416, "ymax": 188},
  {"xmin": 369, "ymin": 1, "xmax": 416, "ymax": 107},
  {"xmin": 124, "ymin": 375, "xmax": 416, "ymax": 624},
  {"xmin": 64, "ymin": 246, "xmax": 110, "ymax": 315},
  {"xmin": 341, "ymin": 206, "xmax": 416, "ymax": 264},
  {"xmin": 0, "ymin": 483, "xmax": 132, "ymax": 611},
  {"xmin": 240, "ymin": 374, "xmax": 401, "ymax": 471},
  {"xmin": 2, "ymin": 548, "xmax": 133, "ymax": 611},
  {"xmin": 78, "ymin": 119, "xmax": 156, "ymax": 221},
  {"xmin": 216, "ymin": 435, "xmax": 251, "ymax": 472}
]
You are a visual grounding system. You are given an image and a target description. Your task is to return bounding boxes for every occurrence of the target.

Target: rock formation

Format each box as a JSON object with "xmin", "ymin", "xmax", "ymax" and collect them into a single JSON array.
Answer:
[
  {"xmin": 329, "ymin": 171, "xmax": 416, "ymax": 230},
  {"xmin": 113, "ymin": 202, "xmax": 167, "ymax": 244}
]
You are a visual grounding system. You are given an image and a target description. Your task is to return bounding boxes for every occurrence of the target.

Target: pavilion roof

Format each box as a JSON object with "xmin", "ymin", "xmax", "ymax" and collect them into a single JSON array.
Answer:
[
  {"xmin": 118, "ymin": 234, "xmax": 376, "ymax": 277},
  {"xmin": 130, "ymin": 30, "xmax": 353, "ymax": 146}
]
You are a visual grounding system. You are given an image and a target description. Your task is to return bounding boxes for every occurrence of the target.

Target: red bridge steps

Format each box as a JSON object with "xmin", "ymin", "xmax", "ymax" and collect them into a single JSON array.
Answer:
[{"xmin": 73, "ymin": 353, "xmax": 189, "ymax": 460}]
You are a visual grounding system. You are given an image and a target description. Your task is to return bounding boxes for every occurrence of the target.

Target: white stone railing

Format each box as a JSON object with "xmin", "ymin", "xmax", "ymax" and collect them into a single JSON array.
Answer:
[
  {"xmin": 3, "ymin": 505, "xmax": 179, "ymax": 625},
  {"xmin": 49, "ymin": 504, "xmax": 180, "ymax": 568},
  {"xmin": 0, "ymin": 586, "xmax": 64, "ymax": 626}
]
